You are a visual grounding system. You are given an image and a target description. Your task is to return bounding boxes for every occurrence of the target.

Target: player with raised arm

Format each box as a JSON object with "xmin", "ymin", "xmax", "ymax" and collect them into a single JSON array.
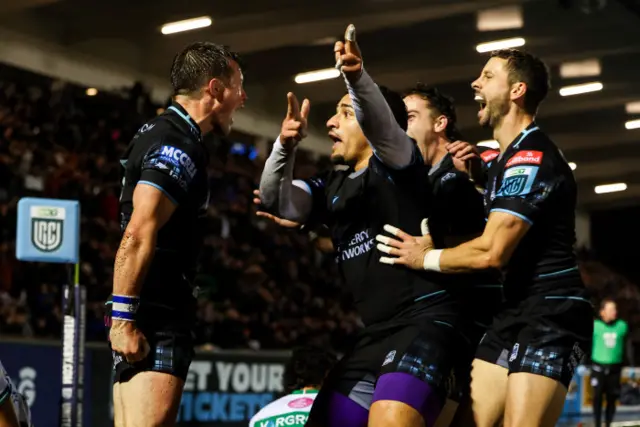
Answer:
[
  {"xmin": 259, "ymin": 25, "xmax": 461, "ymax": 427},
  {"xmin": 375, "ymin": 49, "xmax": 593, "ymax": 427},
  {"xmin": 105, "ymin": 42, "xmax": 246, "ymax": 427}
]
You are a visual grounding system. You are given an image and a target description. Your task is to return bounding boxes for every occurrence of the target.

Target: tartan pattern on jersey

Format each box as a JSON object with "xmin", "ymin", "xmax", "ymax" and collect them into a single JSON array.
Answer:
[
  {"xmin": 396, "ymin": 337, "xmax": 447, "ymax": 386},
  {"xmin": 517, "ymin": 345, "xmax": 564, "ymax": 380}
]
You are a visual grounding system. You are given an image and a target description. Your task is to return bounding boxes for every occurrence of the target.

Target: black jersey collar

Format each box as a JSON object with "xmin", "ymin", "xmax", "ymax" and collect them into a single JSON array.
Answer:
[
  {"xmin": 166, "ymin": 103, "xmax": 202, "ymax": 143},
  {"xmin": 506, "ymin": 121, "xmax": 540, "ymax": 152}
]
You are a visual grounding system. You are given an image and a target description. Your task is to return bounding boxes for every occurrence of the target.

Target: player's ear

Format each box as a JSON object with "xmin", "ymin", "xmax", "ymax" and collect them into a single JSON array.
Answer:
[
  {"xmin": 510, "ymin": 81, "xmax": 527, "ymax": 102},
  {"xmin": 434, "ymin": 115, "xmax": 448, "ymax": 134},
  {"xmin": 207, "ymin": 78, "xmax": 225, "ymax": 102}
]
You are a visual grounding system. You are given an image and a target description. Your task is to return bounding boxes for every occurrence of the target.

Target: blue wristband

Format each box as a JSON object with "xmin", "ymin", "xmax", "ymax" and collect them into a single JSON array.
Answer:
[{"xmin": 111, "ymin": 294, "xmax": 139, "ymax": 322}]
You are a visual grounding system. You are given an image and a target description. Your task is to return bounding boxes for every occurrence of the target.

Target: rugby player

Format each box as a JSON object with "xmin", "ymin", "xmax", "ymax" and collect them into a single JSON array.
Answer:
[
  {"xmin": 403, "ymin": 85, "xmax": 503, "ymax": 427},
  {"xmin": 106, "ymin": 42, "xmax": 246, "ymax": 427},
  {"xmin": 249, "ymin": 347, "xmax": 336, "ymax": 427},
  {"xmin": 375, "ymin": 48, "xmax": 593, "ymax": 427},
  {"xmin": 259, "ymin": 25, "xmax": 459, "ymax": 427},
  {"xmin": 0, "ymin": 360, "xmax": 31, "ymax": 427}
]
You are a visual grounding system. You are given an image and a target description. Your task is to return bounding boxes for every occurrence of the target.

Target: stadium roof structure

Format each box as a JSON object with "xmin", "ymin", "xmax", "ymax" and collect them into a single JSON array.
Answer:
[{"xmin": 1, "ymin": 0, "xmax": 640, "ymax": 210}]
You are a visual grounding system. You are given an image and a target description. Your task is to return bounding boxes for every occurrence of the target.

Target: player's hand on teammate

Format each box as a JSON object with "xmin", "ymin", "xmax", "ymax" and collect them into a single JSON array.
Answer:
[
  {"xmin": 252, "ymin": 189, "xmax": 302, "ymax": 229},
  {"xmin": 375, "ymin": 222, "xmax": 435, "ymax": 270},
  {"xmin": 334, "ymin": 24, "xmax": 362, "ymax": 82},
  {"xmin": 109, "ymin": 320, "xmax": 150, "ymax": 363},
  {"xmin": 280, "ymin": 92, "xmax": 310, "ymax": 150},
  {"xmin": 446, "ymin": 140, "xmax": 479, "ymax": 173}
]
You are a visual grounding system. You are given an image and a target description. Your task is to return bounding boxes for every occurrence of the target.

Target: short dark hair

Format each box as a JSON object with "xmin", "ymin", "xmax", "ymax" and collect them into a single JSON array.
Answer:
[
  {"xmin": 600, "ymin": 297, "xmax": 616, "ymax": 310},
  {"xmin": 170, "ymin": 42, "xmax": 242, "ymax": 96},
  {"xmin": 283, "ymin": 346, "xmax": 337, "ymax": 392},
  {"xmin": 378, "ymin": 86, "xmax": 408, "ymax": 132},
  {"xmin": 490, "ymin": 49, "xmax": 550, "ymax": 115},
  {"xmin": 405, "ymin": 84, "xmax": 462, "ymax": 141}
]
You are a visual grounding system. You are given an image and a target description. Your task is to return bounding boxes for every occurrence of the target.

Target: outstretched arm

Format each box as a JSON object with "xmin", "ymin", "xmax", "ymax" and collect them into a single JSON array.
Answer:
[{"xmin": 335, "ymin": 25, "xmax": 414, "ymax": 169}]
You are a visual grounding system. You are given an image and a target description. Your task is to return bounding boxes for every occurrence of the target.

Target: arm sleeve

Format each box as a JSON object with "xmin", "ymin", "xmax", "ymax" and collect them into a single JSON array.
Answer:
[
  {"xmin": 489, "ymin": 150, "xmax": 558, "ymax": 225},
  {"xmin": 345, "ymin": 69, "xmax": 414, "ymax": 169},
  {"xmin": 259, "ymin": 138, "xmax": 314, "ymax": 224},
  {"xmin": 139, "ymin": 141, "xmax": 202, "ymax": 206}
]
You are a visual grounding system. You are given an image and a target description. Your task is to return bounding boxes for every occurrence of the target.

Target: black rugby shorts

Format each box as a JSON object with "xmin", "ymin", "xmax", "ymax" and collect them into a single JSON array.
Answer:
[
  {"xmin": 475, "ymin": 286, "xmax": 594, "ymax": 388},
  {"xmin": 309, "ymin": 320, "xmax": 458, "ymax": 419},
  {"xmin": 104, "ymin": 300, "xmax": 195, "ymax": 383}
]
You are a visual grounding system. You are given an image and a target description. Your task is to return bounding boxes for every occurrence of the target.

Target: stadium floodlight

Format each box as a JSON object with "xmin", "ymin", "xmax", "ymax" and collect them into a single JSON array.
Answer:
[
  {"xmin": 560, "ymin": 59, "xmax": 601, "ymax": 78},
  {"xmin": 559, "ymin": 82, "xmax": 603, "ymax": 97},
  {"xmin": 477, "ymin": 6, "xmax": 523, "ymax": 32},
  {"xmin": 161, "ymin": 17, "xmax": 212, "ymax": 35},
  {"xmin": 625, "ymin": 119, "xmax": 640, "ymax": 130},
  {"xmin": 476, "ymin": 37, "xmax": 525, "ymax": 53},
  {"xmin": 594, "ymin": 183, "xmax": 627, "ymax": 194},
  {"xmin": 295, "ymin": 68, "xmax": 340, "ymax": 84}
]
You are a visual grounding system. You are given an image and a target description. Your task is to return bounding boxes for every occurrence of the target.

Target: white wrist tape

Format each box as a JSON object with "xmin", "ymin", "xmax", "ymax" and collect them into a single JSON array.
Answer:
[{"xmin": 423, "ymin": 250, "xmax": 442, "ymax": 272}]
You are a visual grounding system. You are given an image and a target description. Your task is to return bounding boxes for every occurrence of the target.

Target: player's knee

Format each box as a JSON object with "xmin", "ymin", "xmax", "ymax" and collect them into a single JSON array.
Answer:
[
  {"xmin": 369, "ymin": 400, "xmax": 426, "ymax": 427},
  {"xmin": 372, "ymin": 372, "xmax": 447, "ymax": 427}
]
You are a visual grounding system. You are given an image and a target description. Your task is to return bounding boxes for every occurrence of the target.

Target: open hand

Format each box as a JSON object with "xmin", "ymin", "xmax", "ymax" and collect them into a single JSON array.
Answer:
[
  {"xmin": 253, "ymin": 189, "xmax": 302, "ymax": 229},
  {"xmin": 375, "ymin": 222, "xmax": 435, "ymax": 270}
]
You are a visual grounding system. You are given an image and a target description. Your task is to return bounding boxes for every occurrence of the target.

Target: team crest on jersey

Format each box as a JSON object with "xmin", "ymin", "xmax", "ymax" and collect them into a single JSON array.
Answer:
[
  {"xmin": 498, "ymin": 166, "xmax": 539, "ymax": 197},
  {"xmin": 505, "ymin": 150, "xmax": 543, "ymax": 168}
]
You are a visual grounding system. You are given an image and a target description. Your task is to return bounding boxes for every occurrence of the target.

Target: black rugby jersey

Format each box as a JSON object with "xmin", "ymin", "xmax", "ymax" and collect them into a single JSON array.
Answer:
[
  {"xmin": 302, "ymin": 148, "xmax": 458, "ymax": 328},
  {"xmin": 429, "ymin": 153, "xmax": 503, "ymax": 325},
  {"xmin": 484, "ymin": 123, "xmax": 582, "ymax": 299},
  {"xmin": 118, "ymin": 103, "xmax": 210, "ymax": 310},
  {"xmin": 428, "ymin": 153, "xmax": 486, "ymax": 247}
]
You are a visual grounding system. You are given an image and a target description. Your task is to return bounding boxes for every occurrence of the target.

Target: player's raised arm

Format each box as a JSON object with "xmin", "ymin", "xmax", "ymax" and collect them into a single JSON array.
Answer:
[
  {"xmin": 335, "ymin": 25, "xmax": 414, "ymax": 169},
  {"xmin": 259, "ymin": 92, "xmax": 315, "ymax": 224}
]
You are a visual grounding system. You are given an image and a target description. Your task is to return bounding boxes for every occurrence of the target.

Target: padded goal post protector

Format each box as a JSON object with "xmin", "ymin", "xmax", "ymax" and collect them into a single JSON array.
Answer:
[{"xmin": 16, "ymin": 197, "xmax": 80, "ymax": 264}]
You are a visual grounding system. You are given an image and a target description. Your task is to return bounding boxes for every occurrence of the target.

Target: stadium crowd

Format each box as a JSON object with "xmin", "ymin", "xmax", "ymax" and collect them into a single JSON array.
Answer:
[
  {"xmin": 0, "ymin": 65, "xmax": 636, "ymax": 357},
  {"xmin": 0, "ymin": 65, "xmax": 360, "ymax": 352}
]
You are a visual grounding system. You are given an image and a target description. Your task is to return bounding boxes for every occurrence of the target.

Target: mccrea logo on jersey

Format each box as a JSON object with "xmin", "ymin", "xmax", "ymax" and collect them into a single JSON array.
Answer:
[
  {"xmin": 30, "ymin": 206, "xmax": 65, "ymax": 252},
  {"xmin": 505, "ymin": 150, "xmax": 543, "ymax": 168},
  {"xmin": 497, "ymin": 166, "xmax": 539, "ymax": 197},
  {"xmin": 160, "ymin": 145, "xmax": 197, "ymax": 179}
]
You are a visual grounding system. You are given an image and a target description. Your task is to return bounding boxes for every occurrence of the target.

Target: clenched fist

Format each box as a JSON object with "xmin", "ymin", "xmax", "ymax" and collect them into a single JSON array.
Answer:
[{"xmin": 110, "ymin": 320, "xmax": 150, "ymax": 363}]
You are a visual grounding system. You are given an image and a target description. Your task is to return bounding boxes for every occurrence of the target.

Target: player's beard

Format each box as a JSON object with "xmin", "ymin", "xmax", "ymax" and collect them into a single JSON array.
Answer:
[
  {"xmin": 485, "ymin": 96, "xmax": 510, "ymax": 129},
  {"xmin": 331, "ymin": 154, "xmax": 347, "ymax": 165}
]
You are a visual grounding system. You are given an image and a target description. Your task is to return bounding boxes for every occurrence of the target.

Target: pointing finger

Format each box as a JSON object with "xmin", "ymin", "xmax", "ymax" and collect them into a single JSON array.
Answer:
[
  {"xmin": 334, "ymin": 41, "xmax": 345, "ymax": 69},
  {"xmin": 300, "ymin": 98, "xmax": 311, "ymax": 120},
  {"xmin": 344, "ymin": 24, "xmax": 361, "ymax": 58},
  {"xmin": 286, "ymin": 92, "xmax": 300, "ymax": 119}
]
